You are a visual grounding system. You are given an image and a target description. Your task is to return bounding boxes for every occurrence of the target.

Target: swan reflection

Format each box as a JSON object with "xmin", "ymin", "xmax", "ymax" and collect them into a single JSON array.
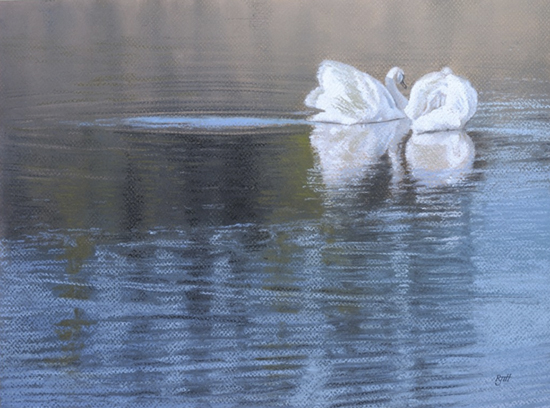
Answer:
[
  {"xmin": 309, "ymin": 119, "xmax": 410, "ymax": 187},
  {"xmin": 405, "ymin": 130, "xmax": 475, "ymax": 187}
]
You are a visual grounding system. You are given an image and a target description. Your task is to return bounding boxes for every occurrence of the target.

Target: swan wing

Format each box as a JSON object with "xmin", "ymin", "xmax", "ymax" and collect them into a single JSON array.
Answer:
[
  {"xmin": 305, "ymin": 60, "xmax": 392, "ymax": 124},
  {"xmin": 466, "ymin": 87, "xmax": 478, "ymax": 122},
  {"xmin": 434, "ymin": 75, "xmax": 478, "ymax": 128},
  {"xmin": 406, "ymin": 70, "xmax": 478, "ymax": 133},
  {"xmin": 404, "ymin": 71, "xmax": 447, "ymax": 120}
]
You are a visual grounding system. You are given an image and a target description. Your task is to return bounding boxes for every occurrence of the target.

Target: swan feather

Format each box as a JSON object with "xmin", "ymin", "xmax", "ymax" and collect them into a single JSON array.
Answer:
[{"xmin": 305, "ymin": 60, "xmax": 405, "ymax": 124}]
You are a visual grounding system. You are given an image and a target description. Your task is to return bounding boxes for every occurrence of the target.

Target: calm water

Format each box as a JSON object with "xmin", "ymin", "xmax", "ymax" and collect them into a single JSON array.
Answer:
[{"xmin": 1, "ymin": 1, "xmax": 550, "ymax": 407}]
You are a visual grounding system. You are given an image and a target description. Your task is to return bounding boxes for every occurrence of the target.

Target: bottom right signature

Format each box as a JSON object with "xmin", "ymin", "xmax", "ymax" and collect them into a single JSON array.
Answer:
[{"xmin": 495, "ymin": 374, "xmax": 512, "ymax": 386}]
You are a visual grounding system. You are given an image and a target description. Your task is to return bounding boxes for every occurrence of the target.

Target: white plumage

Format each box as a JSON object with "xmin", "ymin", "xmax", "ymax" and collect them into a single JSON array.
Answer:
[
  {"xmin": 305, "ymin": 60, "xmax": 408, "ymax": 125},
  {"xmin": 404, "ymin": 67, "xmax": 477, "ymax": 133}
]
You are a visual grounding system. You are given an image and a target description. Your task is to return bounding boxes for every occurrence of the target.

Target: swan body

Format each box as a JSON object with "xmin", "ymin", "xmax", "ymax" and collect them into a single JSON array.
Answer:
[
  {"xmin": 404, "ymin": 67, "xmax": 477, "ymax": 133},
  {"xmin": 405, "ymin": 130, "xmax": 475, "ymax": 186},
  {"xmin": 309, "ymin": 119, "xmax": 410, "ymax": 186},
  {"xmin": 305, "ymin": 60, "xmax": 408, "ymax": 125}
]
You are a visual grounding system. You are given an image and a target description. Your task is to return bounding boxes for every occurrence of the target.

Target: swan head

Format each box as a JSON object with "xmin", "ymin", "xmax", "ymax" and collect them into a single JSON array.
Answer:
[
  {"xmin": 441, "ymin": 67, "xmax": 453, "ymax": 76},
  {"xmin": 387, "ymin": 67, "xmax": 407, "ymax": 89}
]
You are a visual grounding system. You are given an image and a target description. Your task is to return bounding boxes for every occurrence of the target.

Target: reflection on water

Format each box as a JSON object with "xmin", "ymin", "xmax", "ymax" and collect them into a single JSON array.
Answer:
[
  {"xmin": 310, "ymin": 119, "xmax": 410, "ymax": 187},
  {"xmin": 53, "ymin": 236, "xmax": 95, "ymax": 301},
  {"xmin": 47, "ymin": 236, "xmax": 96, "ymax": 368},
  {"xmin": 405, "ymin": 130, "xmax": 475, "ymax": 187},
  {"xmin": 2, "ymin": 0, "xmax": 550, "ymax": 407},
  {"xmin": 50, "ymin": 307, "xmax": 95, "ymax": 368}
]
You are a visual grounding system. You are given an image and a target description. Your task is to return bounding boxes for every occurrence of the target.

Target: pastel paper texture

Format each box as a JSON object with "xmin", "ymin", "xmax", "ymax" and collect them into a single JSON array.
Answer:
[{"xmin": 1, "ymin": 1, "xmax": 549, "ymax": 407}]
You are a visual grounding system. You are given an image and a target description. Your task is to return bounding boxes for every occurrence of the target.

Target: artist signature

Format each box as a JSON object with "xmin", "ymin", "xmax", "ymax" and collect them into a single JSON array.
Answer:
[{"xmin": 495, "ymin": 374, "xmax": 511, "ymax": 386}]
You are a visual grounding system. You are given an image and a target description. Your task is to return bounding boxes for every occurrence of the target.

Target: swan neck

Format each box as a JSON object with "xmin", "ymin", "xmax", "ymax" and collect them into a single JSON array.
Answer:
[{"xmin": 385, "ymin": 74, "xmax": 408, "ymax": 110}]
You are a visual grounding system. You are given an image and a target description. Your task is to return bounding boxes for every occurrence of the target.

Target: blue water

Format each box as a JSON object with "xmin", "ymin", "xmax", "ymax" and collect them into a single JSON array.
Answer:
[{"xmin": 2, "ymin": 1, "xmax": 550, "ymax": 407}]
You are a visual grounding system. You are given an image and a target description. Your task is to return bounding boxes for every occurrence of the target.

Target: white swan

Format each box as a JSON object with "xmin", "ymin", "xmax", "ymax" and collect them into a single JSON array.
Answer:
[
  {"xmin": 305, "ymin": 60, "xmax": 408, "ymax": 125},
  {"xmin": 309, "ymin": 119, "xmax": 410, "ymax": 187},
  {"xmin": 405, "ymin": 130, "xmax": 475, "ymax": 187},
  {"xmin": 404, "ymin": 67, "xmax": 477, "ymax": 134}
]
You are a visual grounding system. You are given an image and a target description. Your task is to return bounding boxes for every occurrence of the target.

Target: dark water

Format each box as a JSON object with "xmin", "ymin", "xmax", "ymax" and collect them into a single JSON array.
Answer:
[{"xmin": 1, "ymin": 1, "xmax": 550, "ymax": 407}]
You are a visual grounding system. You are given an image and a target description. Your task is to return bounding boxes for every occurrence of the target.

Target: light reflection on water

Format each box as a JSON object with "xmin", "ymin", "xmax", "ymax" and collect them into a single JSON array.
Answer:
[{"xmin": 2, "ymin": 0, "xmax": 550, "ymax": 407}]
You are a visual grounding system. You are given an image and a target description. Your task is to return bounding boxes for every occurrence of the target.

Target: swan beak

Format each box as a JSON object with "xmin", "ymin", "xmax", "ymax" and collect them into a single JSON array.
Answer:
[{"xmin": 400, "ymin": 79, "xmax": 407, "ymax": 89}]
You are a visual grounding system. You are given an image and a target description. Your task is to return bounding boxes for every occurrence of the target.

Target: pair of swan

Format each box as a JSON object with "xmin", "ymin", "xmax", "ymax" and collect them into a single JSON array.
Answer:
[{"xmin": 305, "ymin": 60, "xmax": 477, "ymax": 133}]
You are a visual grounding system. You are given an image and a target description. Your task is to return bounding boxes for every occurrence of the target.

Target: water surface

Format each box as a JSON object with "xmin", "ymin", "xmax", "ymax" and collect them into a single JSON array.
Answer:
[{"xmin": 1, "ymin": 1, "xmax": 550, "ymax": 407}]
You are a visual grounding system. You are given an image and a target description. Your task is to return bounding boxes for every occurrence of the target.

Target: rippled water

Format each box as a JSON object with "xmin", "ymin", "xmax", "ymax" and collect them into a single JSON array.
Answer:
[{"xmin": 1, "ymin": 1, "xmax": 550, "ymax": 407}]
